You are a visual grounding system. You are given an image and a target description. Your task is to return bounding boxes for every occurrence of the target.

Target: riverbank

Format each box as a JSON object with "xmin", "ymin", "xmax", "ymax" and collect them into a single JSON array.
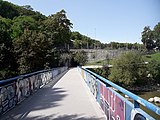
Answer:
[{"xmin": 127, "ymin": 84, "xmax": 160, "ymax": 92}]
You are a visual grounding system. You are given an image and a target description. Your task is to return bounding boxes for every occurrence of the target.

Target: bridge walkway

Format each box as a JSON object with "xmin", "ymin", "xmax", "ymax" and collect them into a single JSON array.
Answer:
[{"xmin": 1, "ymin": 68, "xmax": 106, "ymax": 120}]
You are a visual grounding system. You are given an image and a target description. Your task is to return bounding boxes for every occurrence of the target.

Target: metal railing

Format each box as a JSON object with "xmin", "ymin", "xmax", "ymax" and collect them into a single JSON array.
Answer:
[
  {"xmin": 78, "ymin": 66, "xmax": 160, "ymax": 120},
  {"xmin": 0, "ymin": 67, "xmax": 67, "ymax": 116}
]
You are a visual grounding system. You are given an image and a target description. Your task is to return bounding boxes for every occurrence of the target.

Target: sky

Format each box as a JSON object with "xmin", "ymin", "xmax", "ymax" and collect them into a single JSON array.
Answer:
[{"xmin": 5, "ymin": 0, "xmax": 160, "ymax": 43}]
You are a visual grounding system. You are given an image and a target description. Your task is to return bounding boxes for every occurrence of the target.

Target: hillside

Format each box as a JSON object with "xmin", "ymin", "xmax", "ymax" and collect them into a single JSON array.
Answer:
[{"xmin": 0, "ymin": 0, "xmax": 46, "ymax": 20}]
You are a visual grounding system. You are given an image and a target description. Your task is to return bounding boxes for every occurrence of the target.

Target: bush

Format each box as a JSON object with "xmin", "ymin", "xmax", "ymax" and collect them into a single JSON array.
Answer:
[
  {"xmin": 109, "ymin": 51, "xmax": 147, "ymax": 87},
  {"xmin": 147, "ymin": 60, "xmax": 160, "ymax": 84},
  {"xmin": 88, "ymin": 66, "xmax": 110, "ymax": 78}
]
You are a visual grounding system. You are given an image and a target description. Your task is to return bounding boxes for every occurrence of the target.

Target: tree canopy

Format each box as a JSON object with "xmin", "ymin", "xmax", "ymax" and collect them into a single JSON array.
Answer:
[
  {"xmin": 0, "ymin": 0, "xmax": 159, "ymax": 80},
  {"xmin": 0, "ymin": 1, "xmax": 73, "ymax": 79},
  {"xmin": 141, "ymin": 23, "xmax": 160, "ymax": 51},
  {"xmin": 109, "ymin": 52, "xmax": 147, "ymax": 87}
]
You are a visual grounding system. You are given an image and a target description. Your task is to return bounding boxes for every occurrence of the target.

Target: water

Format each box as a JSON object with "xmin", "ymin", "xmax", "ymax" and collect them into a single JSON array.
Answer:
[{"xmin": 135, "ymin": 91, "xmax": 160, "ymax": 119}]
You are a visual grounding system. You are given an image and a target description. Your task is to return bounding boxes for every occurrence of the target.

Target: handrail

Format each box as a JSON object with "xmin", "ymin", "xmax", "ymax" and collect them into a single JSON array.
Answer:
[
  {"xmin": 0, "ymin": 66, "xmax": 68, "ymax": 116},
  {"xmin": 81, "ymin": 67, "xmax": 160, "ymax": 116},
  {"xmin": 0, "ymin": 68, "xmax": 57, "ymax": 87}
]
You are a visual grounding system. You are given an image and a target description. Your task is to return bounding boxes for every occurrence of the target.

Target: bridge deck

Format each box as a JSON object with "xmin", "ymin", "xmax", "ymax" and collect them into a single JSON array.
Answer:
[{"xmin": 1, "ymin": 68, "xmax": 106, "ymax": 120}]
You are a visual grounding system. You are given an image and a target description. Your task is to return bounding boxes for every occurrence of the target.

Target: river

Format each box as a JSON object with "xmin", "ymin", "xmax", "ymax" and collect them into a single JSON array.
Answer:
[{"xmin": 134, "ymin": 91, "xmax": 160, "ymax": 119}]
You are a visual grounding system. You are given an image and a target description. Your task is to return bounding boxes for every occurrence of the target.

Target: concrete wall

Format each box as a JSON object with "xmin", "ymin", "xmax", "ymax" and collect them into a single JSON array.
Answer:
[{"xmin": 71, "ymin": 49, "xmax": 130, "ymax": 62}]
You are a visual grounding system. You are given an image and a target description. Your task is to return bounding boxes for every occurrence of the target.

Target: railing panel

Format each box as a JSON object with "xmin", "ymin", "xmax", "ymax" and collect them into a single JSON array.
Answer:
[
  {"xmin": 78, "ymin": 67, "xmax": 157, "ymax": 120},
  {"xmin": 0, "ymin": 82, "xmax": 16, "ymax": 114},
  {"xmin": 0, "ymin": 67, "xmax": 67, "ymax": 116}
]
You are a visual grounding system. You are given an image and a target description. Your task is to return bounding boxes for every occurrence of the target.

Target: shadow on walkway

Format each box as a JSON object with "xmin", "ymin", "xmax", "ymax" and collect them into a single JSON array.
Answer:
[{"xmin": 24, "ymin": 114, "xmax": 105, "ymax": 120}]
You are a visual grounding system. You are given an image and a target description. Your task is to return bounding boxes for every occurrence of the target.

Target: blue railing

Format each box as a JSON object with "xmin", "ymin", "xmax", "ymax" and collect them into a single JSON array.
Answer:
[
  {"xmin": 78, "ymin": 66, "xmax": 160, "ymax": 120},
  {"xmin": 0, "ymin": 67, "xmax": 68, "ymax": 116}
]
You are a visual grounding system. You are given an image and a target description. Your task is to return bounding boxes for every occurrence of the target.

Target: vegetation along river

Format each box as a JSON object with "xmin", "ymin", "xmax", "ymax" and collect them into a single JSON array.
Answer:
[{"xmin": 134, "ymin": 91, "xmax": 160, "ymax": 119}]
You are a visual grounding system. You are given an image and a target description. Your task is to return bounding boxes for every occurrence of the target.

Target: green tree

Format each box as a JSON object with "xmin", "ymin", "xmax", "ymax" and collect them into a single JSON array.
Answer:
[
  {"xmin": 90, "ymin": 66, "xmax": 110, "ymax": 78},
  {"xmin": 11, "ymin": 16, "xmax": 37, "ymax": 39},
  {"xmin": 153, "ymin": 22, "xmax": 160, "ymax": 50},
  {"xmin": 74, "ymin": 51, "xmax": 88, "ymax": 66},
  {"xmin": 109, "ymin": 52, "xmax": 147, "ymax": 87},
  {"xmin": 141, "ymin": 26, "xmax": 155, "ymax": 51},
  {"xmin": 13, "ymin": 30, "xmax": 51, "ymax": 73},
  {"xmin": 147, "ymin": 60, "xmax": 160, "ymax": 84},
  {"xmin": 71, "ymin": 31, "xmax": 103, "ymax": 49},
  {"xmin": 73, "ymin": 39, "xmax": 81, "ymax": 49},
  {"xmin": 59, "ymin": 53, "xmax": 72, "ymax": 67},
  {"xmin": 0, "ymin": 0, "xmax": 19, "ymax": 19},
  {"xmin": 21, "ymin": 5, "xmax": 33, "ymax": 11},
  {"xmin": 43, "ymin": 10, "xmax": 72, "ymax": 48},
  {"xmin": 0, "ymin": 17, "xmax": 17, "ymax": 79}
]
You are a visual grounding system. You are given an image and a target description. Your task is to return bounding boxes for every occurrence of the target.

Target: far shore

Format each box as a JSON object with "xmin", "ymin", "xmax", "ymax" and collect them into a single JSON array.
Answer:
[{"xmin": 127, "ymin": 84, "xmax": 160, "ymax": 92}]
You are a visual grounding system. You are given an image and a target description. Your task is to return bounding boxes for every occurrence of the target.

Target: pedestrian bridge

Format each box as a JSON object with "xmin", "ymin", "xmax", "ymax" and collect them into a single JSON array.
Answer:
[{"xmin": 0, "ymin": 67, "xmax": 159, "ymax": 120}]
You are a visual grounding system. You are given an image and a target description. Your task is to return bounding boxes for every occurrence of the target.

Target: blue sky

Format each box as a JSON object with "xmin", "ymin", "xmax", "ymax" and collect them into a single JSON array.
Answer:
[{"xmin": 5, "ymin": 0, "xmax": 160, "ymax": 43}]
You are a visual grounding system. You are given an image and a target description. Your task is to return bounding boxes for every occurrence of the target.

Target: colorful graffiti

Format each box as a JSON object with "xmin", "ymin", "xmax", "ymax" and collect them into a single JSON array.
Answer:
[
  {"xmin": 78, "ymin": 67, "xmax": 155, "ymax": 120},
  {"xmin": 0, "ymin": 67, "xmax": 67, "ymax": 115},
  {"xmin": 99, "ymin": 82, "xmax": 125, "ymax": 120}
]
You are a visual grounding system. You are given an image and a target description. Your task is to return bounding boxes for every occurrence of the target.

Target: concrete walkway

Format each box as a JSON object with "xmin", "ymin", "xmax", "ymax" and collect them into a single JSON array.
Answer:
[{"xmin": 1, "ymin": 68, "xmax": 106, "ymax": 120}]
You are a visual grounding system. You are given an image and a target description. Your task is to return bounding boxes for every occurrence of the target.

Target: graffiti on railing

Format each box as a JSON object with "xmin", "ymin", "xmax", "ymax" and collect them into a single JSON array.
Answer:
[
  {"xmin": 78, "ymin": 67, "xmax": 155, "ymax": 120},
  {"xmin": 0, "ymin": 67, "xmax": 67, "ymax": 115},
  {"xmin": 100, "ymin": 81, "xmax": 125, "ymax": 120},
  {"xmin": 0, "ymin": 82, "xmax": 16, "ymax": 114},
  {"xmin": 88, "ymin": 75, "xmax": 98, "ymax": 98}
]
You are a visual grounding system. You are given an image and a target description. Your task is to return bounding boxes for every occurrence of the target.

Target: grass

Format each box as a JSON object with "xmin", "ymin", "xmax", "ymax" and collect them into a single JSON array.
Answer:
[
  {"xmin": 86, "ymin": 52, "xmax": 160, "ymax": 66},
  {"xmin": 144, "ymin": 52, "xmax": 160, "ymax": 62}
]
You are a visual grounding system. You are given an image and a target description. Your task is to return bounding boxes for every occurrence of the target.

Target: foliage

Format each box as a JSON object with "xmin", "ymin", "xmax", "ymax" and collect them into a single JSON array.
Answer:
[
  {"xmin": 0, "ymin": 0, "xmax": 46, "ymax": 20},
  {"xmin": 153, "ymin": 22, "xmax": 160, "ymax": 50},
  {"xmin": 0, "ymin": 1, "xmax": 73, "ymax": 78},
  {"xmin": 141, "ymin": 23, "xmax": 160, "ymax": 51},
  {"xmin": 109, "ymin": 52, "xmax": 147, "ymax": 87},
  {"xmin": 13, "ymin": 31, "xmax": 49, "ymax": 73},
  {"xmin": 11, "ymin": 16, "xmax": 37, "ymax": 39},
  {"xmin": 71, "ymin": 31, "xmax": 101, "ymax": 49},
  {"xmin": 147, "ymin": 60, "xmax": 160, "ymax": 84},
  {"xmin": 141, "ymin": 26, "xmax": 155, "ymax": 51},
  {"xmin": 59, "ymin": 53, "xmax": 72, "ymax": 67},
  {"xmin": 0, "ymin": 0, "xmax": 19, "ymax": 19},
  {"xmin": 144, "ymin": 52, "xmax": 160, "ymax": 62},
  {"xmin": 0, "ymin": 0, "xmax": 159, "ymax": 81},
  {"xmin": 89, "ymin": 66, "xmax": 110, "ymax": 78},
  {"xmin": 73, "ymin": 51, "xmax": 88, "ymax": 66},
  {"xmin": 43, "ymin": 10, "xmax": 72, "ymax": 48},
  {"xmin": 0, "ymin": 16, "xmax": 17, "ymax": 79}
]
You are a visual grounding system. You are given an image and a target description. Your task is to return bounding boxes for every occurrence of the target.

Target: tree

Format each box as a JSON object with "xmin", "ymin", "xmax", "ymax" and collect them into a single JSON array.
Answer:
[
  {"xmin": 109, "ymin": 52, "xmax": 147, "ymax": 87},
  {"xmin": 0, "ymin": 1, "xmax": 74, "ymax": 79},
  {"xmin": 59, "ymin": 53, "xmax": 72, "ymax": 67},
  {"xmin": 153, "ymin": 22, "xmax": 160, "ymax": 50},
  {"xmin": 0, "ymin": 17, "xmax": 17, "ymax": 79},
  {"xmin": 73, "ymin": 39, "xmax": 81, "ymax": 49},
  {"xmin": 11, "ymin": 16, "xmax": 37, "ymax": 39},
  {"xmin": 43, "ymin": 10, "xmax": 72, "ymax": 48},
  {"xmin": 73, "ymin": 51, "xmax": 88, "ymax": 66},
  {"xmin": 22, "ymin": 5, "xmax": 33, "ymax": 11},
  {"xmin": 147, "ymin": 60, "xmax": 160, "ymax": 84},
  {"xmin": 13, "ymin": 30, "xmax": 51, "ymax": 73},
  {"xmin": 0, "ymin": 0, "xmax": 19, "ymax": 19},
  {"xmin": 141, "ymin": 26, "xmax": 155, "ymax": 51}
]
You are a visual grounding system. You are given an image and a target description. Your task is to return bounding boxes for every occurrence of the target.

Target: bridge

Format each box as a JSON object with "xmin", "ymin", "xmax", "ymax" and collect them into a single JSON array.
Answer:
[{"xmin": 0, "ymin": 67, "xmax": 160, "ymax": 120}]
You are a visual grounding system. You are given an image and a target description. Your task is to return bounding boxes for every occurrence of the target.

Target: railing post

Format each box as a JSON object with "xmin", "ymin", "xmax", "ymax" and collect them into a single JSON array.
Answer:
[{"xmin": 134, "ymin": 100, "xmax": 140, "ymax": 108}]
